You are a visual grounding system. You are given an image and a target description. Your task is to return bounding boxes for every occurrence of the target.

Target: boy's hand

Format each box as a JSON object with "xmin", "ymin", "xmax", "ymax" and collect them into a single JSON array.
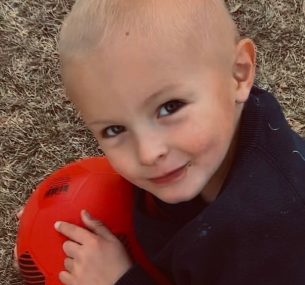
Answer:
[{"xmin": 55, "ymin": 210, "xmax": 132, "ymax": 285}]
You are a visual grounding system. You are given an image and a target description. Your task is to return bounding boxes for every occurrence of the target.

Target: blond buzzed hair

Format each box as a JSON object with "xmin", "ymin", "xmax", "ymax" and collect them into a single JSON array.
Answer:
[{"xmin": 59, "ymin": 0, "xmax": 239, "ymax": 61}]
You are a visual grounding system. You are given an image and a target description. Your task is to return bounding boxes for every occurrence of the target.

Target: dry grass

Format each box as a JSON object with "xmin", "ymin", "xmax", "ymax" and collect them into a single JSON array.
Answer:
[{"xmin": 1, "ymin": 0, "xmax": 305, "ymax": 284}]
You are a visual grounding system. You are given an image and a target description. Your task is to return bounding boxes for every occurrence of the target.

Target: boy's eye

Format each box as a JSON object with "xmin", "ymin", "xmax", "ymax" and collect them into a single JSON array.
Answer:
[
  {"xmin": 158, "ymin": 100, "xmax": 185, "ymax": 117},
  {"xmin": 101, "ymin": 125, "xmax": 125, "ymax": 138}
]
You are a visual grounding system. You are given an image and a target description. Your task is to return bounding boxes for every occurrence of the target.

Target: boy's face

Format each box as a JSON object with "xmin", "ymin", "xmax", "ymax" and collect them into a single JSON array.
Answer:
[{"xmin": 63, "ymin": 35, "xmax": 245, "ymax": 204}]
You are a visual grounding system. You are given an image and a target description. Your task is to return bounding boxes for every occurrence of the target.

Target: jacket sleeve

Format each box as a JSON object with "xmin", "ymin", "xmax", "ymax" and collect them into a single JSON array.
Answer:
[{"xmin": 115, "ymin": 265, "xmax": 158, "ymax": 285}]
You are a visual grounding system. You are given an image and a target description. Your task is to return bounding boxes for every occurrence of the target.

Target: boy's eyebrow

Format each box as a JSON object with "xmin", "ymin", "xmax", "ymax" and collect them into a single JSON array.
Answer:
[
  {"xmin": 88, "ymin": 84, "xmax": 181, "ymax": 127},
  {"xmin": 88, "ymin": 119, "xmax": 118, "ymax": 127},
  {"xmin": 143, "ymin": 83, "xmax": 182, "ymax": 106}
]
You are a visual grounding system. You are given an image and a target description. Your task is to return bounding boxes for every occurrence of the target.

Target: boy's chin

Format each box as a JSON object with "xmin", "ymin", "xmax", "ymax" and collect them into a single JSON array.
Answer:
[{"xmin": 155, "ymin": 190, "xmax": 202, "ymax": 205}]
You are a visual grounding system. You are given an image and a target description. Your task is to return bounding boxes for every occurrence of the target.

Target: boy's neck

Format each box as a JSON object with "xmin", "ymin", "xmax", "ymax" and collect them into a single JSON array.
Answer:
[{"xmin": 200, "ymin": 115, "xmax": 241, "ymax": 203}]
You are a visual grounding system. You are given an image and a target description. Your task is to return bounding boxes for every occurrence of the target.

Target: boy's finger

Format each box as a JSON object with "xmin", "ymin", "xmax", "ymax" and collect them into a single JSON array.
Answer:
[
  {"xmin": 64, "ymin": 257, "xmax": 74, "ymax": 273},
  {"xmin": 54, "ymin": 221, "xmax": 93, "ymax": 244},
  {"xmin": 13, "ymin": 259, "xmax": 19, "ymax": 270},
  {"xmin": 62, "ymin": 240, "xmax": 81, "ymax": 258},
  {"xmin": 59, "ymin": 270, "xmax": 73, "ymax": 285},
  {"xmin": 81, "ymin": 209, "xmax": 114, "ymax": 240},
  {"xmin": 13, "ymin": 246, "xmax": 19, "ymax": 270},
  {"xmin": 16, "ymin": 207, "xmax": 24, "ymax": 219}
]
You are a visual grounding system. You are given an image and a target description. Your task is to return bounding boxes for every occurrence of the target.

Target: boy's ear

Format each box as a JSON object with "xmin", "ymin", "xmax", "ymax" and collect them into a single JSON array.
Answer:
[{"xmin": 233, "ymin": 38, "xmax": 256, "ymax": 103}]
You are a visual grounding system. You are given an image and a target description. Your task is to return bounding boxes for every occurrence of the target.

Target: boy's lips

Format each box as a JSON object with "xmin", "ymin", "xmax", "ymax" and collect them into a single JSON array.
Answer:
[{"xmin": 148, "ymin": 163, "xmax": 190, "ymax": 184}]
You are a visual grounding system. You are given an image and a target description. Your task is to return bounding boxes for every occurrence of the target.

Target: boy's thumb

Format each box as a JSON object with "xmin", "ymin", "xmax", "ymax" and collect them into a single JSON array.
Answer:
[{"xmin": 81, "ymin": 209, "xmax": 114, "ymax": 240}]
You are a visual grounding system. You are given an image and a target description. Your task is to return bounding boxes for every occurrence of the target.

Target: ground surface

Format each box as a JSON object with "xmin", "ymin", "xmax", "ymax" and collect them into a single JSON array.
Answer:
[{"xmin": 1, "ymin": 0, "xmax": 305, "ymax": 284}]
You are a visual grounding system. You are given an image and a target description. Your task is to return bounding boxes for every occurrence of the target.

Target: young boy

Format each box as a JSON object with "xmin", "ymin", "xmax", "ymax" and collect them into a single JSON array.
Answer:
[{"xmin": 28, "ymin": 0, "xmax": 305, "ymax": 284}]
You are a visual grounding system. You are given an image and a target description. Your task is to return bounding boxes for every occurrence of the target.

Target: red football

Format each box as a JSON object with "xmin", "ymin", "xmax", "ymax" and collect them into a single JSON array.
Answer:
[{"xmin": 16, "ymin": 156, "xmax": 169, "ymax": 285}]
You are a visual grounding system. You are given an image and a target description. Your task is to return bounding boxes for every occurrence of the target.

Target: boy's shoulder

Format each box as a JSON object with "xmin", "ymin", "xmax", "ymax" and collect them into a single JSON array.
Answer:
[
  {"xmin": 240, "ymin": 85, "xmax": 305, "ymax": 154},
  {"xmin": 238, "ymin": 85, "xmax": 305, "ymax": 199}
]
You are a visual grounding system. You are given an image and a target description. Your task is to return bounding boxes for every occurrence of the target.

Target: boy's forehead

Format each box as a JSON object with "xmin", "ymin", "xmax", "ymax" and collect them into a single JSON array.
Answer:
[
  {"xmin": 64, "ymin": 43, "xmax": 192, "ymax": 101},
  {"xmin": 63, "ymin": 38, "xmax": 202, "ymax": 123}
]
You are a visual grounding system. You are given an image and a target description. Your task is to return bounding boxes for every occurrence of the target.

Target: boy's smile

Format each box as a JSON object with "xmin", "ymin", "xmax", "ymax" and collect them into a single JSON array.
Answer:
[
  {"xmin": 63, "ymin": 30, "xmax": 255, "ymax": 204},
  {"xmin": 148, "ymin": 162, "xmax": 190, "ymax": 185}
]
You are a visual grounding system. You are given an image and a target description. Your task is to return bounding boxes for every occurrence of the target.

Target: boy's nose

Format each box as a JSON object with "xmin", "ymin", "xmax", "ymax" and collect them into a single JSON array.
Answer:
[{"xmin": 135, "ymin": 132, "xmax": 169, "ymax": 166}]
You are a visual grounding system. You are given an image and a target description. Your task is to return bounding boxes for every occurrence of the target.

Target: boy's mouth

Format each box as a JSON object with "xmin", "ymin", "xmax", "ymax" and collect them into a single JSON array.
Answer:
[{"xmin": 149, "ymin": 163, "xmax": 190, "ymax": 185}]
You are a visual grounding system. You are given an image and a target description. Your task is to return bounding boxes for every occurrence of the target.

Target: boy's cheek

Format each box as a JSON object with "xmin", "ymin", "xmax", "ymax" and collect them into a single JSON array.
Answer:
[{"xmin": 103, "ymin": 151, "xmax": 137, "ymax": 178}]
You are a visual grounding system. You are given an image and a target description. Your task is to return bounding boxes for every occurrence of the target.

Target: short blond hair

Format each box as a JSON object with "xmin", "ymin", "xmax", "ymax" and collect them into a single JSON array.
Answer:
[{"xmin": 59, "ymin": 0, "xmax": 239, "ymax": 61}]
